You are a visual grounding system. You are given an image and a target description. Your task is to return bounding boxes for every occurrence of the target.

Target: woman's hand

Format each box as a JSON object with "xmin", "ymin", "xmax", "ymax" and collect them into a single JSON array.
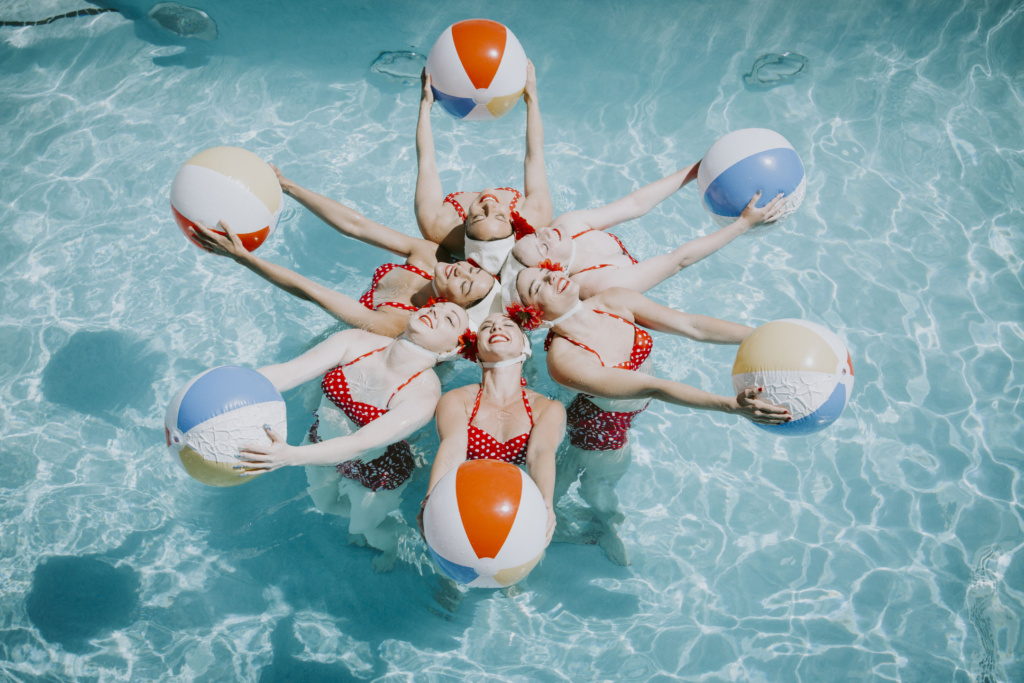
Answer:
[
  {"xmin": 737, "ymin": 191, "xmax": 786, "ymax": 230},
  {"xmin": 191, "ymin": 220, "xmax": 249, "ymax": 261},
  {"xmin": 523, "ymin": 59, "xmax": 537, "ymax": 103},
  {"xmin": 420, "ymin": 69, "xmax": 434, "ymax": 107},
  {"xmin": 269, "ymin": 163, "xmax": 296, "ymax": 196},
  {"xmin": 733, "ymin": 387, "xmax": 791, "ymax": 425},
  {"xmin": 235, "ymin": 425, "xmax": 296, "ymax": 476}
]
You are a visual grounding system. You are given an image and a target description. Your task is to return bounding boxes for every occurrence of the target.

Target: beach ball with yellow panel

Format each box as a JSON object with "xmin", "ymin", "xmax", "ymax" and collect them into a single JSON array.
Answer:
[{"xmin": 732, "ymin": 319, "xmax": 854, "ymax": 435}]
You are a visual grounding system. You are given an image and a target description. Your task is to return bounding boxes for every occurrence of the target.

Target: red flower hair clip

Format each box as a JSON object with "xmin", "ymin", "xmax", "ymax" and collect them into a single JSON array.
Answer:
[
  {"xmin": 510, "ymin": 211, "xmax": 536, "ymax": 240},
  {"xmin": 537, "ymin": 259, "xmax": 564, "ymax": 272},
  {"xmin": 506, "ymin": 303, "xmax": 544, "ymax": 331},
  {"xmin": 457, "ymin": 330, "xmax": 478, "ymax": 362},
  {"xmin": 424, "ymin": 296, "xmax": 447, "ymax": 308}
]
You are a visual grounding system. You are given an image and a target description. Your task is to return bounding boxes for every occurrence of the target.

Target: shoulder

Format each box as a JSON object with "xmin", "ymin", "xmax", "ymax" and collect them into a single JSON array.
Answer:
[
  {"xmin": 525, "ymin": 391, "xmax": 565, "ymax": 418},
  {"xmin": 439, "ymin": 383, "xmax": 478, "ymax": 409},
  {"xmin": 588, "ymin": 288, "xmax": 640, "ymax": 319}
]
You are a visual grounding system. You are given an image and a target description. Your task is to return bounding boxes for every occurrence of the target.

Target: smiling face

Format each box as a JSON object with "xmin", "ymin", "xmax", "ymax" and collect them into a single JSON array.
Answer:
[
  {"xmin": 516, "ymin": 267, "xmax": 580, "ymax": 318},
  {"xmin": 512, "ymin": 228, "xmax": 571, "ymax": 268},
  {"xmin": 476, "ymin": 313, "xmax": 527, "ymax": 363},
  {"xmin": 464, "ymin": 191, "xmax": 513, "ymax": 242},
  {"xmin": 433, "ymin": 261, "xmax": 494, "ymax": 308},
  {"xmin": 405, "ymin": 301, "xmax": 469, "ymax": 353}
]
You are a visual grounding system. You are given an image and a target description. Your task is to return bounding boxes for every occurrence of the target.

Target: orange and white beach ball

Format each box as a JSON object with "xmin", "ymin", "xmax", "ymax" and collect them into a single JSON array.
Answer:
[
  {"xmin": 423, "ymin": 459, "xmax": 547, "ymax": 588},
  {"xmin": 170, "ymin": 146, "xmax": 282, "ymax": 251},
  {"xmin": 426, "ymin": 19, "xmax": 528, "ymax": 121}
]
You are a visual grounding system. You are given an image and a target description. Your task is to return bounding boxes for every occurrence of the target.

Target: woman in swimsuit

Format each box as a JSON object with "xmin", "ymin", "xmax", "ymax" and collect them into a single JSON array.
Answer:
[
  {"xmin": 236, "ymin": 301, "xmax": 472, "ymax": 571},
  {"xmin": 504, "ymin": 267, "xmax": 790, "ymax": 564},
  {"xmin": 420, "ymin": 312, "xmax": 565, "ymax": 545},
  {"xmin": 504, "ymin": 168, "xmax": 787, "ymax": 300},
  {"xmin": 192, "ymin": 167, "xmax": 502, "ymax": 337},
  {"xmin": 414, "ymin": 62, "xmax": 553, "ymax": 274}
]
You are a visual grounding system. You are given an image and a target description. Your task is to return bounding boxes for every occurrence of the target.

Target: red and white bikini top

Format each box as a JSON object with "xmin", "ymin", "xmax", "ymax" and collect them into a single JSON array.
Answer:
[
  {"xmin": 544, "ymin": 310, "xmax": 653, "ymax": 371},
  {"xmin": 572, "ymin": 229, "xmax": 639, "ymax": 274},
  {"xmin": 358, "ymin": 263, "xmax": 433, "ymax": 312},
  {"xmin": 465, "ymin": 378, "xmax": 533, "ymax": 465},
  {"xmin": 321, "ymin": 347, "xmax": 426, "ymax": 427}
]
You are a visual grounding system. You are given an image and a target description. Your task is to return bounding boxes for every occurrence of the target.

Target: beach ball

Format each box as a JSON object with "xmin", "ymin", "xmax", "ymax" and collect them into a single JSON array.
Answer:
[
  {"xmin": 732, "ymin": 319, "xmax": 853, "ymax": 435},
  {"xmin": 170, "ymin": 146, "xmax": 283, "ymax": 251},
  {"xmin": 697, "ymin": 128, "xmax": 806, "ymax": 229},
  {"xmin": 423, "ymin": 460, "xmax": 547, "ymax": 588},
  {"xmin": 164, "ymin": 366, "xmax": 287, "ymax": 486},
  {"xmin": 426, "ymin": 19, "xmax": 528, "ymax": 121}
]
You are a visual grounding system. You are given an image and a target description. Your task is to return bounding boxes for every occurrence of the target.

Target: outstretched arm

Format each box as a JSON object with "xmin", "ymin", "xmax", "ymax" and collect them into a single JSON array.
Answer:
[
  {"xmin": 597, "ymin": 288, "xmax": 753, "ymax": 344},
  {"xmin": 238, "ymin": 373, "xmax": 441, "ymax": 473},
  {"xmin": 572, "ymin": 192, "xmax": 786, "ymax": 298},
  {"xmin": 517, "ymin": 61, "xmax": 553, "ymax": 228},
  {"xmin": 414, "ymin": 71, "xmax": 464, "ymax": 254},
  {"xmin": 423, "ymin": 389, "xmax": 473, "ymax": 497},
  {"xmin": 546, "ymin": 342, "xmax": 789, "ymax": 424},
  {"xmin": 275, "ymin": 166, "xmax": 431, "ymax": 260},
  {"xmin": 552, "ymin": 162, "xmax": 700, "ymax": 236},
  {"xmin": 192, "ymin": 222, "xmax": 406, "ymax": 336}
]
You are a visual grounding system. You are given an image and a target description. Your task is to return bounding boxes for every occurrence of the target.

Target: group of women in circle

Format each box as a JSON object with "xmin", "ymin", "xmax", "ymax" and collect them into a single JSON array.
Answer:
[{"xmin": 192, "ymin": 64, "xmax": 791, "ymax": 571}]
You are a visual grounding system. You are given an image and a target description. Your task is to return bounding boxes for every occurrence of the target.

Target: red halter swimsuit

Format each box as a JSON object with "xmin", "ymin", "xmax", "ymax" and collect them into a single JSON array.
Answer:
[
  {"xmin": 308, "ymin": 347, "xmax": 425, "ymax": 491},
  {"xmin": 465, "ymin": 379, "xmax": 534, "ymax": 465},
  {"xmin": 358, "ymin": 263, "xmax": 433, "ymax": 312},
  {"xmin": 572, "ymin": 229, "xmax": 639, "ymax": 274},
  {"xmin": 545, "ymin": 311, "xmax": 653, "ymax": 451}
]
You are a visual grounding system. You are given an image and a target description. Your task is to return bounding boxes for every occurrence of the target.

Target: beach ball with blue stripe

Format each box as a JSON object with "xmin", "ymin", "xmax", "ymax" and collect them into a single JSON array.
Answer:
[
  {"xmin": 697, "ymin": 128, "xmax": 806, "ymax": 230},
  {"xmin": 426, "ymin": 19, "xmax": 528, "ymax": 121},
  {"xmin": 164, "ymin": 366, "xmax": 287, "ymax": 486},
  {"xmin": 732, "ymin": 320, "xmax": 853, "ymax": 435}
]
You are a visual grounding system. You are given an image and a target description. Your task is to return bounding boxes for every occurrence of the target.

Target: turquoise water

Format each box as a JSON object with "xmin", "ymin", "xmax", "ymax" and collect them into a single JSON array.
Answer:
[{"xmin": 1, "ymin": 0, "xmax": 1022, "ymax": 680}]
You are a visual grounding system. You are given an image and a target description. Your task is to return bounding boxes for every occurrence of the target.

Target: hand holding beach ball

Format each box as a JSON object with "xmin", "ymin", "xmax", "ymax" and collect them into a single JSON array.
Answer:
[
  {"xmin": 697, "ymin": 128, "xmax": 806, "ymax": 230},
  {"xmin": 170, "ymin": 146, "xmax": 283, "ymax": 251},
  {"xmin": 426, "ymin": 19, "xmax": 528, "ymax": 121},
  {"xmin": 732, "ymin": 319, "xmax": 854, "ymax": 435},
  {"xmin": 423, "ymin": 459, "xmax": 547, "ymax": 588},
  {"xmin": 164, "ymin": 366, "xmax": 287, "ymax": 486}
]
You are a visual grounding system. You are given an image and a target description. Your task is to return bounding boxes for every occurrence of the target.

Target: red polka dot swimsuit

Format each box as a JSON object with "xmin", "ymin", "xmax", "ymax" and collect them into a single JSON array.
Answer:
[
  {"xmin": 465, "ymin": 379, "xmax": 534, "ymax": 465},
  {"xmin": 545, "ymin": 311, "xmax": 653, "ymax": 451},
  {"xmin": 573, "ymin": 229, "xmax": 639, "ymax": 274},
  {"xmin": 358, "ymin": 263, "xmax": 433, "ymax": 312},
  {"xmin": 308, "ymin": 347, "xmax": 425, "ymax": 491}
]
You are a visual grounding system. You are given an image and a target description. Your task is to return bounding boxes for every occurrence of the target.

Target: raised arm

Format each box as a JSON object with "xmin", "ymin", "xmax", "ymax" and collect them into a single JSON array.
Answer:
[
  {"xmin": 423, "ymin": 387, "xmax": 473, "ymax": 498},
  {"xmin": 414, "ymin": 71, "xmax": 464, "ymax": 254},
  {"xmin": 517, "ymin": 61, "xmax": 553, "ymax": 228},
  {"xmin": 191, "ymin": 222, "xmax": 407, "ymax": 336},
  {"xmin": 599, "ymin": 288, "xmax": 753, "ymax": 344},
  {"xmin": 552, "ymin": 162, "xmax": 700, "ymax": 235},
  {"xmin": 274, "ymin": 166, "xmax": 432, "ymax": 260},
  {"xmin": 523, "ymin": 395, "xmax": 565, "ymax": 544},
  {"xmin": 239, "ymin": 372, "xmax": 441, "ymax": 473},
  {"xmin": 546, "ymin": 342, "xmax": 789, "ymax": 425}
]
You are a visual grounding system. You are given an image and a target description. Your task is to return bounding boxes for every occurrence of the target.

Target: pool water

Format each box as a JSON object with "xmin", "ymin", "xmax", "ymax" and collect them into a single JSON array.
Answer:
[{"xmin": 1, "ymin": 0, "xmax": 1022, "ymax": 680}]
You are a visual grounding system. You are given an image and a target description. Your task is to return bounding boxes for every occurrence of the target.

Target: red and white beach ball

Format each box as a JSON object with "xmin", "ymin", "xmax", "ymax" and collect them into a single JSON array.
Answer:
[
  {"xmin": 423, "ymin": 459, "xmax": 547, "ymax": 587},
  {"xmin": 170, "ymin": 146, "xmax": 283, "ymax": 251},
  {"xmin": 732, "ymin": 319, "xmax": 853, "ymax": 435},
  {"xmin": 426, "ymin": 19, "xmax": 528, "ymax": 121}
]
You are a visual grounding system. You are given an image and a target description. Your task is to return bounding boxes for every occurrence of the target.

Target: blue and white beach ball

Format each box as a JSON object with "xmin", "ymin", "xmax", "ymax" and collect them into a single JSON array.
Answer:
[
  {"xmin": 164, "ymin": 366, "xmax": 287, "ymax": 486},
  {"xmin": 426, "ymin": 19, "xmax": 528, "ymax": 121},
  {"xmin": 732, "ymin": 319, "xmax": 853, "ymax": 435},
  {"xmin": 697, "ymin": 128, "xmax": 806, "ymax": 229},
  {"xmin": 423, "ymin": 460, "xmax": 547, "ymax": 588}
]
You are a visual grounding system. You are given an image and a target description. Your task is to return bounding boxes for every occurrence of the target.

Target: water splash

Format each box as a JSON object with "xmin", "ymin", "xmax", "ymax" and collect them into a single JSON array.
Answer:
[
  {"xmin": 744, "ymin": 51, "xmax": 809, "ymax": 89},
  {"xmin": 147, "ymin": 2, "xmax": 216, "ymax": 41},
  {"xmin": 370, "ymin": 51, "xmax": 426, "ymax": 85}
]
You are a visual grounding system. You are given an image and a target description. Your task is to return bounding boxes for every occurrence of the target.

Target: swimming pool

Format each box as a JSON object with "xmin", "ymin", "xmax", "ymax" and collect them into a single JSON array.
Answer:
[{"xmin": 1, "ymin": 0, "xmax": 1021, "ymax": 680}]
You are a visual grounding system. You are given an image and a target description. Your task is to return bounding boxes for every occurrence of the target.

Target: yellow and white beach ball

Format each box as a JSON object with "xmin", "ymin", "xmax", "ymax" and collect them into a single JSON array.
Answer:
[
  {"xmin": 170, "ymin": 146, "xmax": 282, "ymax": 251},
  {"xmin": 732, "ymin": 319, "xmax": 854, "ymax": 435},
  {"xmin": 423, "ymin": 459, "xmax": 547, "ymax": 588},
  {"xmin": 426, "ymin": 19, "xmax": 528, "ymax": 121}
]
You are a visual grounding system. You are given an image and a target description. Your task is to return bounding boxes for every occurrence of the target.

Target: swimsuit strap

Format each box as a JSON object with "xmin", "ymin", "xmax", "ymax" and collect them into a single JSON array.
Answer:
[
  {"xmin": 340, "ymin": 345, "xmax": 426, "ymax": 410},
  {"xmin": 384, "ymin": 369, "xmax": 428, "ymax": 409},
  {"xmin": 360, "ymin": 262, "xmax": 434, "ymax": 312},
  {"xmin": 468, "ymin": 384, "xmax": 534, "ymax": 427},
  {"xmin": 572, "ymin": 230, "xmax": 638, "ymax": 274},
  {"xmin": 545, "ymin": 310, "xmax": 648, "ymax": 368}
]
